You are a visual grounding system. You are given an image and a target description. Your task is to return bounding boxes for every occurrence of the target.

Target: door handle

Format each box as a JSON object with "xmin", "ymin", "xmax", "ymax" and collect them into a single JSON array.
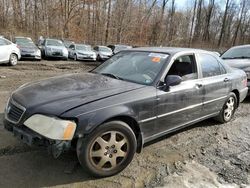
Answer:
[
  {"xmin": 196, "ymin": 83, "xmax": 203, "ymax": 89},
  {"xmin": 224, "ymin": 78, "xmax": 230, "ymax": 82}
]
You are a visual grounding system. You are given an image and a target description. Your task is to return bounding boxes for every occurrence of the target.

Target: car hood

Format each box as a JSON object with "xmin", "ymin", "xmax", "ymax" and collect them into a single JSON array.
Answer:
[
  {"xmin": 100, "ymin": 51, "xmax": 112, "ymax": 56},
  {"xmin": 20, "ymin": 46, "xmax": 39, "ymax": 52},
  {"xmin": 77, "ymin": 50, "xmax": 95, "ymax": 55},
  {"xmin": 223, "ymin": 59, "xmax": 250, "ymax": 70},
  {"xmin": 12, "ymin": 73, "xmax": 144, "ymax": 116},
  {"xmin": 47, "ymin": 46, "xmax": 66, "ymax": 50}
]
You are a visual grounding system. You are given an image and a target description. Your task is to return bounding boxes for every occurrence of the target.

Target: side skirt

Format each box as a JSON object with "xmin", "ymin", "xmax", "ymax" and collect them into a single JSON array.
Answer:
[{"xmin": 143, "ymin": 112, "xmax": 219, "ymax": 144}]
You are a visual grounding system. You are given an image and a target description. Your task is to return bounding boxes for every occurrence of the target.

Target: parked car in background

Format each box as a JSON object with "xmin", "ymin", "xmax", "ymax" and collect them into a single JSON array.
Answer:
[
  {"xmin": 93, "ymin": 45, "xmax": 113, "ymax": 61},
  {"xmin": 68, "ymin": 44, "xmax": 96, "ymax": 61},
  {"xmin": 14, "ymin": 37, "xmax": 41, "ymax": 60},
  {"xmin": 39, "ymin": 39, "xmax": 68, "ymax": 60},
  {"xmin": 221, "ymin": 45, "xmax": 250, "ymax": 94},
  {"xmin": 108, "ymin": 44, "xmax": 132, "ymax": 54},
  {"xmin": 0, "ymin": 37, "xmax": 21, "ymax": 66},
  {"xmin": 4, "ymin": 47, "xmax": 247, "ymax": 178},
  {"xmin": 63, "ymin": 40, "xmax": 74, "ymax": 49}
]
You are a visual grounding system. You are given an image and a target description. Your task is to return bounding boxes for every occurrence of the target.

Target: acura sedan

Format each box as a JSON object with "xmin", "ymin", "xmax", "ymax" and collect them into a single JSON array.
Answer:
[
  {"xmin": 0, "ymin": 37, "xmax": 21, "ymax": 66},
  {"xmin": 4, "ymin": 47, "xmax": 248, "ymax": 177},
  {"xmin": 221, "ymin": 45, "xmax": 250, "ymax": 94}
]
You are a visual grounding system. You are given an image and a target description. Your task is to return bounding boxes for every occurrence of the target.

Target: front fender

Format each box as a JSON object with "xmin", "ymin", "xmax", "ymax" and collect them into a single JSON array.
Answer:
[{"xmin": 63, "ymin": 104, "xmax": 138, "ymax": 137}]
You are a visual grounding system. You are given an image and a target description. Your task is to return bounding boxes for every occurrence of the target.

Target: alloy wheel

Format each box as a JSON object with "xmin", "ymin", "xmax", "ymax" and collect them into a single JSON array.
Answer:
[
  {"xmin": 10, "ymin": 54, "xmax": 17, "ymax": 65},
  {"xmin": 224, "ymin": 96, "xmax": 235, "ymax": 121},
  {"xmin": 89, "ymin": 131, "xmax": 129, "ymax": 171}
]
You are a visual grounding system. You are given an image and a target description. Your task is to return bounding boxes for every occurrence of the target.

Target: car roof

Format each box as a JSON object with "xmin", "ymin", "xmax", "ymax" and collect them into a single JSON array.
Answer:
[
  {"xmin": 96, "ymin": 45, "xmax": 110, "ymax": 48},
  {"xmin": 46, "ymin": 38, "xmax": 62, "ymax": 41},
  {"xmin": 127, "ymin": 47, "xmax": 211, "ymax": 55},
  {"xmin": 229, "ymin": 44, "xmax": 250, "ymax": 49},
  {"xmin": 15, "ymin": 36, "xmax": 31, "ymax": 38}
]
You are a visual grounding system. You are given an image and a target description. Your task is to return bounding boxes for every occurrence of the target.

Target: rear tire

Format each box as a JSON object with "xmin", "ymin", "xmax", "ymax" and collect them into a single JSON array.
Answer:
[
  {"xmin": 77, "ymin": 121, "xmax": 137, "ymax": 177},
  {"xmin": 215, "ymin": 92, "xmax": 237, "ymax": 123},
  {"xmin": 9, "ymin": 53, "xmax": 18, "ymax": 66}
]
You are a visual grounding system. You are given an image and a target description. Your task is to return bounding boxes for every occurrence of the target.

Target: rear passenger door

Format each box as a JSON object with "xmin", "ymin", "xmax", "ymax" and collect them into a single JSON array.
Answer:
[{"xmin": 197, "ymin": 53, "xmax": 230, "ymax": 116}]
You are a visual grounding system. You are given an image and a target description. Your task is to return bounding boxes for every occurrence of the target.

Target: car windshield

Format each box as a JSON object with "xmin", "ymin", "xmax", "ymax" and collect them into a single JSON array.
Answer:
[
  {"xmin": 221, "ymin": 47, "xmax": 250, "ymax": 59},
  {"xmin": 15, "ymin": 37, "xmax": 32, "ymax": 43},
  {"xmin": 99, "ymin": 47, "xmax": 112, "ymax": 53},
  {"xmin": 93, "ymin": 51, "xmax": 168, "ymax": 85},
  {"xmin": 47, "ymin": 39, "xmax": 63, "ymax": 47},
  {"xmin": 117, "ymin": 45, "xmax": 131, "ymax": 50},
  {"xmin": 17, "ymin": 41, "xmax": 36, "ymax": 48},
  {"xmin": 76, "ymin": 45, "xmax": 91, "ymax": 51}
]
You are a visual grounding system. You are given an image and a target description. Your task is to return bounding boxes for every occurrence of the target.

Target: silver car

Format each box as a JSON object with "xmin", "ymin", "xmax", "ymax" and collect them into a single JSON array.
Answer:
[
  {"xmin": 39, "ymin": 39, "xmax": 68, "ymax": 60},
  {"xmin": 93, "ymin": 46, "xmax": 113, "ymax": 61},
  {"xmin": 0, "ymin": 37, "xmax": 21, "ymax": 66},
  {"xmin": 68, "ymin": 44, "xmax": 97, "ymax": 61},
  {"xmin": 14, "ymin": 37, "xmax": 41, "ymax": 60},
  {"xmin": 221, "ymin": 45, "xmax": 250, "ymax": 94}
]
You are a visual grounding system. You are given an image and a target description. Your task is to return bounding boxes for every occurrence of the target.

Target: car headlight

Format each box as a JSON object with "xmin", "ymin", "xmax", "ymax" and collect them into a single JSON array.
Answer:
[
  {"xmin": 24, "ymin": 114, "xmax": 76, "ymax": 140},
  {"xmin": 47, "ymin": 47, "xmax": 52, "ymax": 52},
  {"xmin": 63, "ymin": 48, "xmax": 68, "ymax": 55},
  {"xmin": 36, "ymin": 50, "xmax": 41, "ymax": 56}
]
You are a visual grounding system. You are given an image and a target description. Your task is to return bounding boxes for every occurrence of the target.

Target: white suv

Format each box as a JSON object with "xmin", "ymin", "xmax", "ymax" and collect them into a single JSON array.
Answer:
[{"xmin": 0, "ymin": 38, "xmax": 21, "ymax": 66}]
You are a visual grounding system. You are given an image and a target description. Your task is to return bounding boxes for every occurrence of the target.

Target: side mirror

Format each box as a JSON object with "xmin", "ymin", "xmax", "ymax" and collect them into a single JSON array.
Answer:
[{"xmin": 165, "ymin": 75, "xmax": 182, "ymax": 87}]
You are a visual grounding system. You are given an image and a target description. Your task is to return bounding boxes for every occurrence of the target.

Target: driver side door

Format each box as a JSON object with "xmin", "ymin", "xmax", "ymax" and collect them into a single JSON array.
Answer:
[{"xmin": 148, "ymin": 53, "xmax": 204, "ymax": 140}]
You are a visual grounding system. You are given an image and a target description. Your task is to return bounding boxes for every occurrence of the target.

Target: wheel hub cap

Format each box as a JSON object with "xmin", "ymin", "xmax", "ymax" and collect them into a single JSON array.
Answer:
[{"xmin": 90, "ymin": 131, "xmax": 129, "ymax": 170}]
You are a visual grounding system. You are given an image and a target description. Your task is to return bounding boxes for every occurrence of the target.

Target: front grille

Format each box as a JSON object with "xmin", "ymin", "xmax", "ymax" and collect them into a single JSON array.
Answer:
[{"xmin": 6, "ymin": 100, "xmax": 26, "ymax": 124}]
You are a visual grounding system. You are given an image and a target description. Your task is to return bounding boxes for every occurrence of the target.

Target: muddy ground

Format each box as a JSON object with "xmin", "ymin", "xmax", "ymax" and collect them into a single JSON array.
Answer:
[{"xmin": 0, "ymin": 60, "xmax": 250, "ymax": 188}]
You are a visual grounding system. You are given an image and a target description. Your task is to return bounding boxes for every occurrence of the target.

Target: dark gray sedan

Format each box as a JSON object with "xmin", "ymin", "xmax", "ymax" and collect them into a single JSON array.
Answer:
[{"xmin": 3, "ymin": 47, "xmax": 248, "ymax": 177}]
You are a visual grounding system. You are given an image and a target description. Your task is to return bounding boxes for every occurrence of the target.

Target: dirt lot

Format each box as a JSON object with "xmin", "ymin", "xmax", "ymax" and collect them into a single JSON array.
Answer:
[{"xmin": 0, "ymin": 60, "xmax": 250, "ymax": 188}]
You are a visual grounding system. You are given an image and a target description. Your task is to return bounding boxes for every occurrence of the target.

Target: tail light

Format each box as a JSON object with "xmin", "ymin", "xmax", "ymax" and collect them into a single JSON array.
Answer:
[{"xmin": 243, "ymin": 77, "xmax": 247, "ymax": 87}]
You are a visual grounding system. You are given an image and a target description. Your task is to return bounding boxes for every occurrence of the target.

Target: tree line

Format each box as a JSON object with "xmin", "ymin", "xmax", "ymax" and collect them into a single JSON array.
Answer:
[{"xmin": 0, "ymin": 0, "xmax": 249, "ymax": 50}]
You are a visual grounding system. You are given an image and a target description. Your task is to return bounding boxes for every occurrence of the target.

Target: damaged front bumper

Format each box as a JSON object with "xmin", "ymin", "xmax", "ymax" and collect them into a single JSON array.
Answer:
[{"xmin": 4, "ymin": 119, "xmax": 72, "ymax": 158}]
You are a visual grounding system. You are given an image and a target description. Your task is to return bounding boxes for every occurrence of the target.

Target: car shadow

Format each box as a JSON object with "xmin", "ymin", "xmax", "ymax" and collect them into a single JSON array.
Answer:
[
  {"xmin": 242, "ymin": 95, "xmax": 250, "ymax": 103},
  {"xmin": 0, "ymin": 113, "xmax": 96, "ymax": 188}
]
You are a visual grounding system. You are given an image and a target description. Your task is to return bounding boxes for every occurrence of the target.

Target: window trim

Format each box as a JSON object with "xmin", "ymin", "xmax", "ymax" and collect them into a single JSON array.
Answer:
[{"xmin": 160, "ymin": 52, "xmax": 201, "ymax": 84}]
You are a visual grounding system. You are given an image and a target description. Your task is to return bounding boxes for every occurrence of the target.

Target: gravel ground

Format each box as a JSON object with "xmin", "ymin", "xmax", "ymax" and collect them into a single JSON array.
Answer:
[{"xmin": 0, "ymin": 60, "xmax": 250, "ymax": 188}]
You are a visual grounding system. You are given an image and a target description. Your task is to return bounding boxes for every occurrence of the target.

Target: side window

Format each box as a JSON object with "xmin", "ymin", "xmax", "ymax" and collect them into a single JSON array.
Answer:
[
  {"xmin": 69, "ymin": 45, "xmax": 75, "ymax": 49},
  {"xmin": 219, "ymin": 62, "xmax": 227, "ymax": 74},
  {"xmin": 0, "ymin": 39, "xmax": 5, "ymax": 46},
  {"xmin": 4, "ymin": 39, "xmax": 11, "ymax": 45},
  {"xmin": 167, "ymin": 55, "xmax": 198, "ymax": 81},
  {"xmin": 199, "ymin": 53, "xmax": 222, "ymax": 78}
]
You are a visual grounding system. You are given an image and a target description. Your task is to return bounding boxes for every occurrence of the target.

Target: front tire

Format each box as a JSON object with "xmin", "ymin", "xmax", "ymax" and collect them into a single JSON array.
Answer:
[
  {"xmin": 9, "ymin": 53, "xmax": 18, "ymax": 66},
  {"xmin": 215, "ymin": 92, "xmax": 237, "ymax": 123},
  {"xmin": 77, "ymin": 121, "xmax": 137, "ymax": 177},
  {"xmin": 74, "ymin": 54, "xmax": 78, "ymax": 61}
]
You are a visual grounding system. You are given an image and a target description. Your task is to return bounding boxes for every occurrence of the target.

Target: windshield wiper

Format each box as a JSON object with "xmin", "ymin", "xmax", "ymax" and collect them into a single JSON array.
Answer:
[{"xmin": 101, "ymin": 73, "xmax": 123, "ymax": 80}]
